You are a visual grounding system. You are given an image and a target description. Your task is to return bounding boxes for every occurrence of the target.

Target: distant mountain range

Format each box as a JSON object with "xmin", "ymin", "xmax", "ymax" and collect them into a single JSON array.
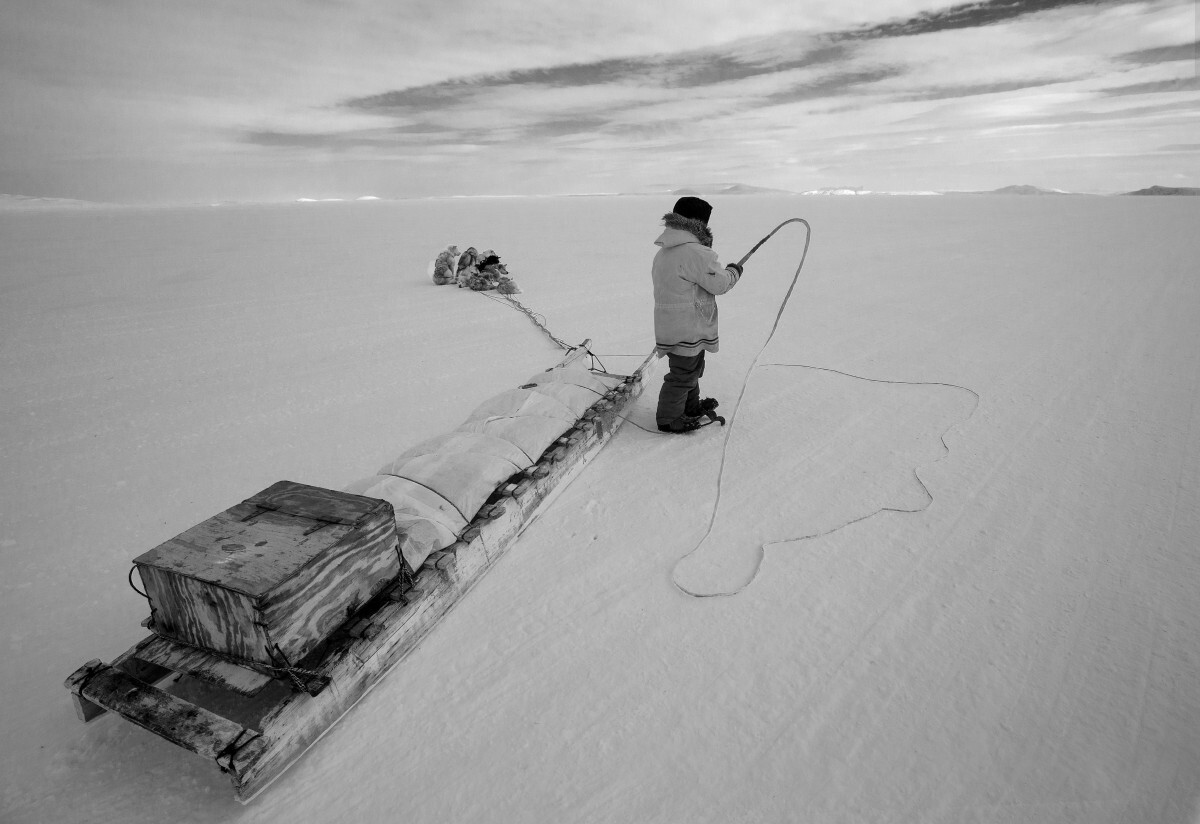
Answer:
[
  {"xmin": 4, "ymin": 183, "xmax": 1198, "ymax": 209},
  {"xmin": 664, "ymin": 183, "xmax": 1200, "ymax": 197},
  {"xmin": 662, "ymin": 184, "xmax": 1079, "ymax": 196},
  {"xmin": 960, "ymin": 184, "xmax": 1198, "ymax": 196}
]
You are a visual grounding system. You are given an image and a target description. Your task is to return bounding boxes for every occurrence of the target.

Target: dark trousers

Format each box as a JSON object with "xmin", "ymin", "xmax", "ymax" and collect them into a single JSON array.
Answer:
[{"xmin": 656, "ymin": 351, "xmax": 706, "ymax": 425}]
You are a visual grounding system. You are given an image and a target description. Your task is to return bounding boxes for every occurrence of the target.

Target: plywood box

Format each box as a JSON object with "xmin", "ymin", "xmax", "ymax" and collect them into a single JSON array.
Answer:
[{"xmin": 133, "ymin": 481, "xmax": 401, "ymax": 668}]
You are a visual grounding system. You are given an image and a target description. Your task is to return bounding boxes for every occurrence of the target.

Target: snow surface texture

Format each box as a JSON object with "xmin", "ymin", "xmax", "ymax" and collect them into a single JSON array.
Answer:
[
  {"xmin": 3, "ymin": 195, "xmax": 1200, "ymax": 822},
  {"xmin": 671, "ymin": 365, "xmax": 979, "ymax": 597}
]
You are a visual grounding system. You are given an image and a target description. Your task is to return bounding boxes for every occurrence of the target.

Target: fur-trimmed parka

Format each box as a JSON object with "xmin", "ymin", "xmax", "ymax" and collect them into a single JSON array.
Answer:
[{"xmin": 651, "ymin": 212, "xmax": 741, "ymax": 356}]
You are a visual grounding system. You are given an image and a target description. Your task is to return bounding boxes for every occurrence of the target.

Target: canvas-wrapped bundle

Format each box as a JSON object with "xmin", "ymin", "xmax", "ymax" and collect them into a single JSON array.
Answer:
[
  {"xmin": 342, "ymin": 475, "xmax": 463, "ymax": 571},
  {"xmin": 454, "ymin": 416, "xmax": 575, "ymax": 465},
  {"xmin": 347, "ymin": 449, "xmax": 520, "ymax": 571},
  {"xmin": 344, "ymin": 363, "xmax": 623, "ymax": 570},
  {"xmin": 382, "ymin": 452, "xmax": 519, "ymax": 527},
  {"xmin": 523, "ymin": 367, "xmax": 617, "ymax": 396},
  {"xmin": 465, "ymin": 388, "xmax": 578, "ymax": 424},
  {"xmin": 514, "ymin": 380, "xmax": 603, "ymax": 417},
  {"xmin": 388, "ymin": 431, "xmax": 532, "ymax": 473}
]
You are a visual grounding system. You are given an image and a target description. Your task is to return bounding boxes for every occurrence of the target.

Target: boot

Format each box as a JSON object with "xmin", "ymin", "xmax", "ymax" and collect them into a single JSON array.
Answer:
[
  {"xmin": 685, "ymin": 397, "xmax": 719, "ymax": 417},
  {"xmin": 658, "ymin": 414, "xmax": 705, "ymax": 433}
]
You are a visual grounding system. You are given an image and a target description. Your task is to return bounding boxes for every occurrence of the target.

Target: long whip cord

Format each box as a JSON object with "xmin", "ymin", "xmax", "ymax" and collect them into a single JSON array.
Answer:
[{"xmin": 669, "ymin": 219, "xmax": 813, "ymax": 597}]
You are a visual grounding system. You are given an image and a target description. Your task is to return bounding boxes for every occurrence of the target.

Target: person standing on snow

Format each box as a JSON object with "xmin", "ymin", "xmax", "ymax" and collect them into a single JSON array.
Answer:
[{"xmin": 651, "ymin": 196, "xmax": 743, "ymax": 433}]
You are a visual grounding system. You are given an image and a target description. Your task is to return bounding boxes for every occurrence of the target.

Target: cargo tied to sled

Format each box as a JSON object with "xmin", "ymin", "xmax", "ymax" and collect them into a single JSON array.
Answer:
[
  {"xmin": 133, "ymin": 481, "xmax": 402, "ymax": 668},
  {"xmin": 67, "ymin": 341, "xmax": 656, "ymax": 802}
]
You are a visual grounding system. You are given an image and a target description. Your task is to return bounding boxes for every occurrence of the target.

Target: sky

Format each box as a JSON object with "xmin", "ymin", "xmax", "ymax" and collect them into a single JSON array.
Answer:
[{"xmin": 0, "ymin": 0, "xmax": 1197, "ymax": 203}]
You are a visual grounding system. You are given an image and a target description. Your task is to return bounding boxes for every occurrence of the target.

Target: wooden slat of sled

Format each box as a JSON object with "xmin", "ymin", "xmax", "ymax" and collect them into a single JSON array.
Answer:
[
  {"xmin": 129, "ymin": 635, "xmax": 275, "ymax": 697},
  {"xmin": 65, "ymin": 661, "xmax": 257, "ymax": 761}
]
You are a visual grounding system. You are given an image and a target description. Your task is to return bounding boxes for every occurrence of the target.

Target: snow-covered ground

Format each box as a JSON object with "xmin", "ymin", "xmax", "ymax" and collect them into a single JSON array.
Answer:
[{"xmin": 2, "ymin": 194, "xmax": 1198, "ymax": 823}]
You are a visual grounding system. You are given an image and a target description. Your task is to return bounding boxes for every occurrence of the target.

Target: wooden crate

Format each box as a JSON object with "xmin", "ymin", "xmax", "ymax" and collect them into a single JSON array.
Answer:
[{"xmin": 133, "ymin": 481, "xmax": 400, "ymax": 668}]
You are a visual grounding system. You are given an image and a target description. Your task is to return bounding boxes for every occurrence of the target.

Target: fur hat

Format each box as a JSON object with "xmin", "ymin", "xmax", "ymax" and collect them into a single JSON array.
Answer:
[
  {"xmin": 672, "ymin": 196, "xmax": 712, "ymax": 225},
  {"xmin": 662, "ymin": 211, "xmax": 714, "ymax": 248}
]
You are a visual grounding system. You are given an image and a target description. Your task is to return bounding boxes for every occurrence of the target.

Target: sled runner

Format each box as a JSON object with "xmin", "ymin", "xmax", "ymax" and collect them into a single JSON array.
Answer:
[{"xmin": 65, "ymin": 341, "xmax": 654, "ymax": 802}]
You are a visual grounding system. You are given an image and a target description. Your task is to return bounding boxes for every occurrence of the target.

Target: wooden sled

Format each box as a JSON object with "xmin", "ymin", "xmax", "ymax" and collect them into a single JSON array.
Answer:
[{"xmin": 65, "ymin": 342, "xmax": 655, "ymax": 802}]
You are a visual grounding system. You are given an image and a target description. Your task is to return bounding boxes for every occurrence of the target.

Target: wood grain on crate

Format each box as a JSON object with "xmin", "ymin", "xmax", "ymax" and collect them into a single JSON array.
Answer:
[{"xmin": 133, "ymin": 484, "xmax": 400, "ymax": 666}]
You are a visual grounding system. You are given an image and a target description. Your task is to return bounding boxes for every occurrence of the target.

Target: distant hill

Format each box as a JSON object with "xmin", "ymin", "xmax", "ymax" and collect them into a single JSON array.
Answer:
[
  {"xmin": 800, "ymin": 187, "xmax": 870, "ymax": 196},
  {"xmin": 637, "ymin": 183, "xmax": 800, "ymax": 196},
  {"xmin": 0, "ymin": 193, "xmax": 107, "ymax": 209},
  {"xmin": 950, "ymin": 185, "xmax": 1074, "ymax": 195},
  {"xmin": 798, "ymin": 188, "xmax": 943, "ymax": 196},
  {"xmin": 994, "ymin": 184, "xmax": 1072, "ymax": 195},
  {"xmin": 1123, "ymin": 185, "xmax": 1200, "ymax": 196}
]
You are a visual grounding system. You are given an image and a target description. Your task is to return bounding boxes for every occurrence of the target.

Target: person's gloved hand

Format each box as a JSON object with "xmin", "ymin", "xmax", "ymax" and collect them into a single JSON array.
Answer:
[{"xmin": 726, "ymin": 262, "xmax": 743, "ymax": 277}]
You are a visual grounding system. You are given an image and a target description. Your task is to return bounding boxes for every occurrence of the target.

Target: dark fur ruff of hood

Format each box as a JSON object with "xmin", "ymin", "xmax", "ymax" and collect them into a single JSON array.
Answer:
[{"xmin": 662, "ymin": 212, "xmax": 713, "ymax": 248}]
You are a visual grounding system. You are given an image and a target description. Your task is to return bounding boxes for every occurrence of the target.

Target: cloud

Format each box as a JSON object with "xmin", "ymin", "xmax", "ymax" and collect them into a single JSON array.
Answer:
[
  {"xmin": 1102, "ymin": 77, "xmax": 1200, "ymax": 95},
  {"xmin": 838, "ymin": 0, "xmax": 1148, "ymax": 39},
  {"xmin": 344, "ymin": 42, "xmax": 859, "ymax": 113},
  {"xmin": 900, "ymin": 77, "xmax": 1077, "ymax": 101},
  {"xmin": 244, "ymin": 128, "xmax": 442, "ymax": 150},
  {"xmin": 347, "ymin": 81, "xmax": 489, "ymax": 113},
  {"xmin": 1119, "ymin": 40, "xmax": 1200, "ymax": 65},
  {"xmin": 462, "ymin": 59, "xmax": 659, "ymax": 89},
  {"xmin": 763, "ymin": 67, "xmax": 907, "ymax": 105},
  {"xmin": 521, "ymin": 116, "xmax": 612, "ymax": 140}
]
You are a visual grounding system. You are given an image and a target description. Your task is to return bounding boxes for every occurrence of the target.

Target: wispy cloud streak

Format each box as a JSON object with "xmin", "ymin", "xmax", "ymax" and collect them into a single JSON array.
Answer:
[{"xmin": 838, "ymin": 0, "xmax": 1143, "ymax": 39}]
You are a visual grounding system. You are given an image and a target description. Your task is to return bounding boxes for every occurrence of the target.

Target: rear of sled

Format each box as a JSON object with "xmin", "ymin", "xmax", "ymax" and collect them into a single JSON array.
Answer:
[{"xmin": 64, "ymin": 343, "xmax": 656, "ymax": 802}]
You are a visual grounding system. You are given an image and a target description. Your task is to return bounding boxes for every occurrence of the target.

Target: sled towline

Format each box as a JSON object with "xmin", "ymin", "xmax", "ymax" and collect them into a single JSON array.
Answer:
[{"xmin": 65, "ymin": 341, "xmax": 655, "ymax": 802}]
